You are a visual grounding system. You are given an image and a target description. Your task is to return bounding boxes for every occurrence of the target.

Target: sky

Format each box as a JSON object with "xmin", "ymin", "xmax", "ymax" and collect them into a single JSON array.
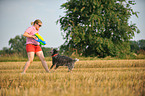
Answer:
[{"xmin": 0, "ymin": 0, "xmax": 145, "ymax": 50}]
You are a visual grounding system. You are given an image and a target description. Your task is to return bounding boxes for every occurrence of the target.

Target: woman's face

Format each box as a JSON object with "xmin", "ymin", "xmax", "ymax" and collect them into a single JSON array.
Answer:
[{"xmin": 35, "ymin": 23, "xmax": 42, "ymax": 30}]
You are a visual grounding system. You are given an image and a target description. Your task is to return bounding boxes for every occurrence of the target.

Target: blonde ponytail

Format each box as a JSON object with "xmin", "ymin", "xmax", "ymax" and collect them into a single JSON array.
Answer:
[
  {"xmin": 31, "ymin": 19, "xmax": 42, "ymax": 26},
  {"xmin": 31, "ymin": 22, "xmax": 34, "ymax": 25}
]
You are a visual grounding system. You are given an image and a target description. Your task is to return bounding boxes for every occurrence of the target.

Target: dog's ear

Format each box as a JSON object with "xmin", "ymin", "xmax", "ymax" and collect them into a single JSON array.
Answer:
[{"xmin": 53, "ymin": 49, "xmax": 58, "ymax": 53}]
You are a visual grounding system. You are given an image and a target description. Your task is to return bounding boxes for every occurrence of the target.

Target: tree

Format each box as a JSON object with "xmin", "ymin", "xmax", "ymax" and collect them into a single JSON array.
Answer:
[
  {"xmin": 41, "ymin": 47, "xmax": 52, "ymax": 57},
  {"xmin": 138, "ymin": 39, "xmax": 145, "ymax": 50},
  {"xmin": 129, "ymin": 40, "xmax": 139, "ymax": 53},
  {"xmin": 1, "ymin": 47, "xmax": 11, "ymax": 55},
  {"xmin": 9, "ymin": 35, "xmax": 27, "ymax": 57},
  {"xmin": 129, "ymin": 39, "xmax": 145, "ymax": 53},
  {"xmin": 57, "ymin": 0, "xmax": 140, "ymax": 57}
]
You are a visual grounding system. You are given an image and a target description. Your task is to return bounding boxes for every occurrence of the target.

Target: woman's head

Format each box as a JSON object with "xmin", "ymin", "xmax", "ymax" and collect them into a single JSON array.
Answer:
[{"xmin": 31, "ymin": 19, "xmax": 42, "ymax": 30}]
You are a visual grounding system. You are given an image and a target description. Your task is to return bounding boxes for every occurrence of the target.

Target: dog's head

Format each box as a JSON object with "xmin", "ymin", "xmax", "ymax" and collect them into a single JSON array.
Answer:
[{"xmin": 49, "ymin": 49, "xmax": 58, "ymax": 56}]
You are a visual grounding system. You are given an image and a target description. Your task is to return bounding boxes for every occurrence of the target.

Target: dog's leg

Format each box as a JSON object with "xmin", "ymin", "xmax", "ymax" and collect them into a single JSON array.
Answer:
[
  {"xmin": 68, "ymin": 68, "xmax": 72, "ymax": 72},
  {"xmin": 50, "ymin": 64, "xmax": 55, "ymax": 70},
  {"xmin": 68, "ymin": 65, "xmax": 73, "ymax": 72},
  {"xmin": 50, "ymin": 64, "xmax": 57, "ymax": 72},
  {"xmin": 54, "ymin": 65, "xmax": 59, "ymax": 70}
]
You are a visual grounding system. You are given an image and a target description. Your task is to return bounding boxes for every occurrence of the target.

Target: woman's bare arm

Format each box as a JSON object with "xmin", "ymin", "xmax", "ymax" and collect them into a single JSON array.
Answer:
[{"xmin": 23, "ymin": 32, "xmax": 37, "ymax": 39}]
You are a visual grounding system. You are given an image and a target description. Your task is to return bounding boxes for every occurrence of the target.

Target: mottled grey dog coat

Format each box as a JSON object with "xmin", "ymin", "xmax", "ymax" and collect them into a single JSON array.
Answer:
[{"xmin": 50, "ymin": 49, "xmax": 79, "ymax": 71}]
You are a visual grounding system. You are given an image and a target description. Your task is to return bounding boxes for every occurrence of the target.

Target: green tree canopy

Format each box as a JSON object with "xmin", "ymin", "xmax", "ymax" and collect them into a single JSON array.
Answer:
[
  {"xmin": 9, "ymin": 35, "xmax": 27, "ymax": 56},
  {"xmin": 138, "ymin": 39, "xmax": 145, "ymax": 50},
  {"xmin": 130, "ymin": 40, "xmax": 139, "ymax": 53},
  {"xmin": 57, "ymin": 0, "xmax": 140, "ymax": 57}
]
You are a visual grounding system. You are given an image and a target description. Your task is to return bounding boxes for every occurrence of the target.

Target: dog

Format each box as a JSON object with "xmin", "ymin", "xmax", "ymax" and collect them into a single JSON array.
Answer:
[{"xmin": 49, "ymin": 49, "xmax": 79, "ymax": 72}]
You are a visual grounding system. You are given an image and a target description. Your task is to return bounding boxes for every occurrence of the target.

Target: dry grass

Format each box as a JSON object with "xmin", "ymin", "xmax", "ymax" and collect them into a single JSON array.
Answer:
[{"xmin": 0, "ymin": 60, "xmax": 145, "ymax": 96}]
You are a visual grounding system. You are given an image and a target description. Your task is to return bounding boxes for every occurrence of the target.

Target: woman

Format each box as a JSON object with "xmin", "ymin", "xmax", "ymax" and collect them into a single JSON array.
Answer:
[{"xmin": 22, "ymin": 19, "xmax": 49, "ymax": 73}]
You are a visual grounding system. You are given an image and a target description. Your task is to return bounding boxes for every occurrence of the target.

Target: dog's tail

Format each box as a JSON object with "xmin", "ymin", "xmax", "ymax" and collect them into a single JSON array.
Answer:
[{"xmin": 74, "ymin": 58, "xmax": 79, "ymax": 62}]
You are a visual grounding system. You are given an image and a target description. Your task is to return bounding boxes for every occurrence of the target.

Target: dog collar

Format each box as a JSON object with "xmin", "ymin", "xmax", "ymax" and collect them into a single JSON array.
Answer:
[{"xmin": 52, "ymin": 54, "xmax": 58, "ymax": 57}]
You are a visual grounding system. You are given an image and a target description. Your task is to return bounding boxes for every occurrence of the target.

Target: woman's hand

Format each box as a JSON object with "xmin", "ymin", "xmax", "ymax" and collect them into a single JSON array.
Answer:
[{"xmin": 31, "ymin": 35, "xmax": 37, "ymax": 39}]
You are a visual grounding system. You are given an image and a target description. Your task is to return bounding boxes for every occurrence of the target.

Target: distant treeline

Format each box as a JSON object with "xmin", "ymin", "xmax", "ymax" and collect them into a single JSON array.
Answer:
[
  {"xmin": 130, "ymin": 39, "xmax": 145, "ymax": 54},
  {"xmin": 0, "ymin": 35, "xmax": 145, "ymax": 58}
]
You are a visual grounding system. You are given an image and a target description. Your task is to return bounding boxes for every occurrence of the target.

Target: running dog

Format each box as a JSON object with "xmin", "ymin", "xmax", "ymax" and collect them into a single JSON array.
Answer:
[{"xmin": 49, "ymin": 49, "xmax": 79, "ymax": 72}]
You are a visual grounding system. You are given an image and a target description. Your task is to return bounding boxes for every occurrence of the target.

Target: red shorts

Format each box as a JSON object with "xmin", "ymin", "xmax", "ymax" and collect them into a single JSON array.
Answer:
[{"xmin": 26, "ymin": 44, "xmax": 42, "ymax": 53}]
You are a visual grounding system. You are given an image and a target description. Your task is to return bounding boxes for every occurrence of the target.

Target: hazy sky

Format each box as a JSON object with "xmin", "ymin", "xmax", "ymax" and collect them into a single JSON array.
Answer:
[{"xmin": 0, "ymin": 0, "xmax": 145, "ymax": 50}]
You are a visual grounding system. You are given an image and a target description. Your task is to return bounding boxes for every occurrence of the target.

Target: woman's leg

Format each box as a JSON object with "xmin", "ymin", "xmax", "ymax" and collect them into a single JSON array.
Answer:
[
  {"xmin": 36, "ymin": 51, "xmax": 49, "ymax": 72},
  {"xmin": 22, "ymin": 52, "xmax": 35, "ymax": 73}
]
